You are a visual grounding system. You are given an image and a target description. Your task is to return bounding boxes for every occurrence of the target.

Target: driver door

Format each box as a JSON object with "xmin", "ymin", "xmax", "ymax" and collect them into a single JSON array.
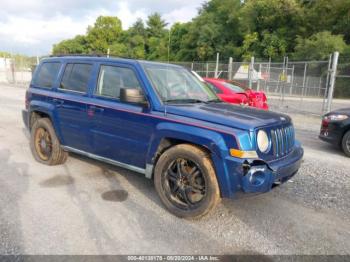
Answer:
[{"xmin": 88, "ymin": 63, "xmax": 154, "ymax": 168}]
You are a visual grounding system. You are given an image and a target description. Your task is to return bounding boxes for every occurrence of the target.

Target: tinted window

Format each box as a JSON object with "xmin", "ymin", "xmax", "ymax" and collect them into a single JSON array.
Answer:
[
  {"xmin": 33, "ymin": 62, "xmax": 61, "ymax": 88},
  {"xmin": 96, "ymin": 65, "xmax": 141, "ymax": 99},
  {"xmin": 60, "ymin": 63, "xmax": 92, "ymax": 93}
]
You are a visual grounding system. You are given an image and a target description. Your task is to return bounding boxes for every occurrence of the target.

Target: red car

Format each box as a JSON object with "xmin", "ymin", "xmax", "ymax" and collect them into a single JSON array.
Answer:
[{"xmin": 204, "ymin": 78, "xmax": 269, "ymax": 110}]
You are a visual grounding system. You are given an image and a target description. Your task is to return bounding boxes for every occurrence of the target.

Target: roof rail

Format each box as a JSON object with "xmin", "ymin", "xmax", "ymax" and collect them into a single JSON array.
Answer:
[
  {"xmin": 49, "ymin": 53, "xmax": 106, "ymax": 57},
  {"xmin": 49, "ymin": 54, "xmax": 136, "ymax": 60}
]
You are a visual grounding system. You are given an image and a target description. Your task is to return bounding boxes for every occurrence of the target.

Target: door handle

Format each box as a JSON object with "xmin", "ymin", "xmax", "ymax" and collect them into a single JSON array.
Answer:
[{"xmin": 89, "ymin": 105, "xmax": 104, "ymax": 113}]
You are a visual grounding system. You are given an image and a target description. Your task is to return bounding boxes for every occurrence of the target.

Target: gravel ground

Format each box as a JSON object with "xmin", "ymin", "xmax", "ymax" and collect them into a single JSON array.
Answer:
[{"xmin": 0, "ymin": 84, "xmax": 349, "ymax": 255}]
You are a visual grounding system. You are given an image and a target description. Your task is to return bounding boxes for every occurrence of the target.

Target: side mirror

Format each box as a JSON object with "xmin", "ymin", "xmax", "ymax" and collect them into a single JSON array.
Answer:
[{"xmin": 120, "ymin": 88, "xmax": 148, "ymax": 106}]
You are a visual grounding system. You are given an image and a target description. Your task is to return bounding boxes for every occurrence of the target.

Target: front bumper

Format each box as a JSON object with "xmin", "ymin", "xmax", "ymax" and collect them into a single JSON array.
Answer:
[
  {"xmin": 241, "ymin": 143, "xmax": 303, "ymax": 193},
  {"xmin": 228, "ymin": 142, "xmax": 303, "ymax": 195}
]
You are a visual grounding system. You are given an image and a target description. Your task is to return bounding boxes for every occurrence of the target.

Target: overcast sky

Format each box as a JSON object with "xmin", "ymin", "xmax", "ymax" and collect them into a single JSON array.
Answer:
[{"xmin": 0, "ymin": 0, "xmax": 205, "ymax": 56}]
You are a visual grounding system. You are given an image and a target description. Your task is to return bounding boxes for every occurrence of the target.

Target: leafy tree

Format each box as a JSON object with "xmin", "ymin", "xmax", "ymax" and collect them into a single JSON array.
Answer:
[
  {"xmin": 241, "ymin": 0, "xmax": 303, "ymax": 58},
  {"xmin": 180, "ymin": 0, "xmax": 243, "ymax": 61},
  {"xmin": 294, "ymin": 31, "xmax": 347, "ymax": 60},
  {"xmin": 50, "ymin": 0, "xmax": 350, "ymax": 62},
  {"xmin": 52, "ymin": 35, "xmax": 87, "ymax": 55},
  {"xmin": 168, "ymin": 23, "xmax": 190, "ymax": 61},
  {"xmin": 299, "ymin": 0, "xmax": 350, "ymax": 43},
  {"xmin": 146, "ymin": 13, "xmax": 168, "ymax": 38},
  {"xmin": 86, "ymin": 16, "xmax": 122, "ymax": 54}
]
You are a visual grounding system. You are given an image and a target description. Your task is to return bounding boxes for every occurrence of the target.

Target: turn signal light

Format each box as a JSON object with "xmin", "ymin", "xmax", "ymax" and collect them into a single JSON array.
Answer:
[{"xmin": 230, "ymin": 149, "xmax": 258, "ymax": 159}]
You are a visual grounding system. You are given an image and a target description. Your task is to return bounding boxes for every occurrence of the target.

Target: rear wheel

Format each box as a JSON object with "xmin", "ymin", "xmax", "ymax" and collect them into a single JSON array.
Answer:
[
  {"xmin": 30, "ymin": 118, "xmax": 68, "ymax": 165},
  {"xmin": 341, "ymin": 130, "xmax": 350, "ymax": 157},
  {"xmin": 154, "ymin": 144, "xmax": 220, "ymax": 219}
]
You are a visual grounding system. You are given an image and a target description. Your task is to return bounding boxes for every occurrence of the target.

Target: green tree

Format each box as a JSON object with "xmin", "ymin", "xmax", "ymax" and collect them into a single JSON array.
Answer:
[
  {"xmin": 294, "ymin": 31, "xmax": 347, "ymax": 60},
  {"xmin": 125, "ymin": 19, "xmax": 147, "ymax": 59},
  {"xmin": 146, "ymin": 13, "xmax": 168, "ymax": 38},
  {"xmin": 241, "ymin": 0, "xmax": 303, "ymax": 58},
  {"xmin": 299, "ymin": 0, "xmax": 350, "ymax": 43},
  {"xmin": 180, "ymin": 0, "xmax": 243, "ymax": 61},
  {"xmin": 145, "ymin": 13, "xmax": 169, "ymax": 60},
  {"xmin": 168, "ymin": 23, "xmax": 190, "ymax": 61},
  {"xmin": 52, "ymin": 35, "xmax": 87, "ymax": 55},
  {"xmin": 86, "ymin": 16, "xmax": 123, "ymax": 54}
]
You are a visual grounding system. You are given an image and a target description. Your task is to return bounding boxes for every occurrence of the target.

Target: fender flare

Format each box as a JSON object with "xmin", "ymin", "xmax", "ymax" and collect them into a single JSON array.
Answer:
[
  {"xmin": 146, "ymin": 122, "xmax": 235, "ymax": 197},
  {"xmin": 29, "ymin": 101, "xmax": 63, "ymax": 143}
]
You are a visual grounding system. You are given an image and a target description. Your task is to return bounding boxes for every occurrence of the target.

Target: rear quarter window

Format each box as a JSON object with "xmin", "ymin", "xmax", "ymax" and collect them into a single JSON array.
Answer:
[
  {"xmin": 32, "ymin": 62, "xmax": 61, "ymax": 88},
  {"xmin": 60, "ymin": 63, "xmax": 92, "ymax": 93}
]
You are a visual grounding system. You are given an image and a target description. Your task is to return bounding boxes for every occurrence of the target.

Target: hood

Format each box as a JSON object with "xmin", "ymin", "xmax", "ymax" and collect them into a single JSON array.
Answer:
[{"xmin": 166, "ymin": 102, "xmax": 290, "ymax": 130}]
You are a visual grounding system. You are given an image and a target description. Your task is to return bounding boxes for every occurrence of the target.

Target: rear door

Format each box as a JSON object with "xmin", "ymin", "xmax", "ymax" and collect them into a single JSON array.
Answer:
[
  {"xmin": 53, "ymin": 62, "xmax": 94, "ymax": 152},
  {"xmin": 88, "ymin": 62, "xmax": 154, "ymax": 168}
]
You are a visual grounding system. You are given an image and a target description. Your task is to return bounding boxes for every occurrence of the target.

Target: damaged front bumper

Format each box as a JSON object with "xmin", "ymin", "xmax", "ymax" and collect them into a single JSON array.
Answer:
[
  {"xmin": 222, "ymin": 142, "xmax": 304, "ymax": 197},
  {"xmin": 241, "ymin": 142, "xmax": 303, "ymax": 193}
]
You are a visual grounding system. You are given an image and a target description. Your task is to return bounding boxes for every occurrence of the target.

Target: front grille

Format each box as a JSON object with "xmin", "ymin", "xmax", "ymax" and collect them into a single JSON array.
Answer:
[{"xmin": 270, "ymin": 125, "xmax": 295, "ymax": 157}]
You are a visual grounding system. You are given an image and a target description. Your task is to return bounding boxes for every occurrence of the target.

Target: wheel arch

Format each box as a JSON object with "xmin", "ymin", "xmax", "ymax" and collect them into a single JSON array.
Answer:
[
  {"xmin": 146, "ymin": 123, "xmax": 235, "ymax": 197},
  {"xmin": 28, "ymin": 101, "xmax": 63, "ymax": 143}
]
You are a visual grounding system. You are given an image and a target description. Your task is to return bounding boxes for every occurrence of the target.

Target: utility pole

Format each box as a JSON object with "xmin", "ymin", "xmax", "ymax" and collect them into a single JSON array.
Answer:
[
  {"xmin": 228, "ymin": 57, "xmax": 233, "ymax": 80},
  {"xmin": 248, "ymin": 56, "xmax": 254, "ymax": 88},
  {"xmin": 215, "ymin": 53, "xmax": 220, "ymax": 78},
  {"xmin": 326, "ymin": 51, "xmax": 339, "ymax": 112}
]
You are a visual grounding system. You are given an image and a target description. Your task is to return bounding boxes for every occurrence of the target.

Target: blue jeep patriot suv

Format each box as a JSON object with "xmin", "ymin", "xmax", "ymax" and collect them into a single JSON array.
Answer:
[{"xmin": 23, "ymin": 56, "xmax": 304, "ymax": 218}]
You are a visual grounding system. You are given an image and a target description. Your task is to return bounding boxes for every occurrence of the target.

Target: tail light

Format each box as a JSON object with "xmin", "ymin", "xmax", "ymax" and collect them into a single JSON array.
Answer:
[{"xmin": 321, "ymin": 119, "xmax": 329, "ymax": 128}]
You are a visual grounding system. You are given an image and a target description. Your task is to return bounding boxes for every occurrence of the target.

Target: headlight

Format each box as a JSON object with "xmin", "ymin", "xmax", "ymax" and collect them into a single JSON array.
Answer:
[
  {"xmin": 257, "ymin": 130, "xmax": 270, "ymax": 153},
  {"xmin": 325, "ymin": 114, "xmax": 348, "ymax": 121}
]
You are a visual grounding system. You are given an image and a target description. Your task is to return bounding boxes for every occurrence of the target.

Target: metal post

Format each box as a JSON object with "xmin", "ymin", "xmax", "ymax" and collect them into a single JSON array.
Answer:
[
  {"xmin": 206, "ymin": 63, "xmax": 209, "ymax": 78},
  {"xmin": 267, "ymin": 57, "xmax": 271, "ymax": 93},
  {"xmin": 322, "ymin": 54, "xmax": 333, "ymax": 113},
  {"xmin": 301, "ymin": 62, "xmax": 308, "ymax": 100},
  {"xmin": 228, "ymin": 57, "xmax": 233, "ymax": 80},
  {"xmin": 290, "ymin": 65, "xmax": 295, "ymax": 95},
  {"xmin": 317, "ymin": 77, "xmax": 322, "ymax": 97},
  {"xmin": 191, "ymin": 62, "xmax": 194, "ymax": 71},
  {"xmin": 215, "ymin": 53, "xmax": 219, "ymax": 78},
  {"xmin": 281, "ymin": 57, "xmax": 286, "ymax": 102},
  {"xmin": 257, "ymin": 63, "xmax": 262, "ymax": 91},
  {"xmin": 248, "ymin": 56, "xmax": 254, "ymax": 88},
  {"xmin": 305, "ymin": 77, "xmax": 309, "ymax": 97},
  {"xmin": 107, "ymin": 48, "xmax": 110, "ymax": 58},
  {"xmin": 326, "ymin": 51, "xmax": 339, "ymax": 112}
]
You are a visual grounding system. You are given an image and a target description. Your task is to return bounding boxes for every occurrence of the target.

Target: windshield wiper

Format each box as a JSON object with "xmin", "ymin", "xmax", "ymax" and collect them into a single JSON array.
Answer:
[
  {"xmin": 164, "ymin": 98, "xmax": 207, "ymax": 104},
  {"xmin": 206, "ymin": 98, "xmax": 223, "ymax": 103}
]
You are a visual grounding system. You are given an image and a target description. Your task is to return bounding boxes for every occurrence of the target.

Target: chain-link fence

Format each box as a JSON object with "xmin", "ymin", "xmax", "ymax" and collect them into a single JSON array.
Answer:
[
  {"xmin": 177, "ymin": 54, "xmax": 350, "ymax": 116},
  {"xmin": 1, "ymin": 53, "xmax": 348, "ymax": 115},
  {"xmin": 0, "ymin": 56, "xmax": 35, "ymax": 86}
]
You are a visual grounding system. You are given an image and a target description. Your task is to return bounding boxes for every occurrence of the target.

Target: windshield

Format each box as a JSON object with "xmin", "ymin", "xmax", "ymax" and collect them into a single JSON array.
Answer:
[
  {"xmin": 222, "ymin": 82, "xmax": 246, "ymax": 93},
  {"xmin": 142, "ymin": 63, "xmax": 218, "ymax": 103}
]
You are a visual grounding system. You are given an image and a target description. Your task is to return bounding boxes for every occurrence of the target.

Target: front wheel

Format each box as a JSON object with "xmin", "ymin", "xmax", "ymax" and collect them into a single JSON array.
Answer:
[
  {"xmin": 341, "ymin": 130, "xmax": 350, "ymax": 157},
  {"xmin": 154, "ymin": 144, "xmax": 221, "ymax": 219}
]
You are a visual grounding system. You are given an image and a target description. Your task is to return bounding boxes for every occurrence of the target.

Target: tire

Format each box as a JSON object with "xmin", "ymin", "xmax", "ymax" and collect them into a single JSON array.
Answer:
[
  {"xmin": 154, "ymin": 144, "xmax": 221, "ymax": 219},
  {"xmin": 341, "ymin": 130, "xmax": 350, "ymax": 157},
  {"xmin": 30, "ymin": 118, "xmax": 68, "ymax": 165}
]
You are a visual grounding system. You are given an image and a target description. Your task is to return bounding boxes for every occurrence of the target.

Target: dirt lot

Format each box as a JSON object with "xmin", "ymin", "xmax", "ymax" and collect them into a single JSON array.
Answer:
[{"xmin": 0, "ymin": 84, "xmax": 349, "ymax": 255}]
